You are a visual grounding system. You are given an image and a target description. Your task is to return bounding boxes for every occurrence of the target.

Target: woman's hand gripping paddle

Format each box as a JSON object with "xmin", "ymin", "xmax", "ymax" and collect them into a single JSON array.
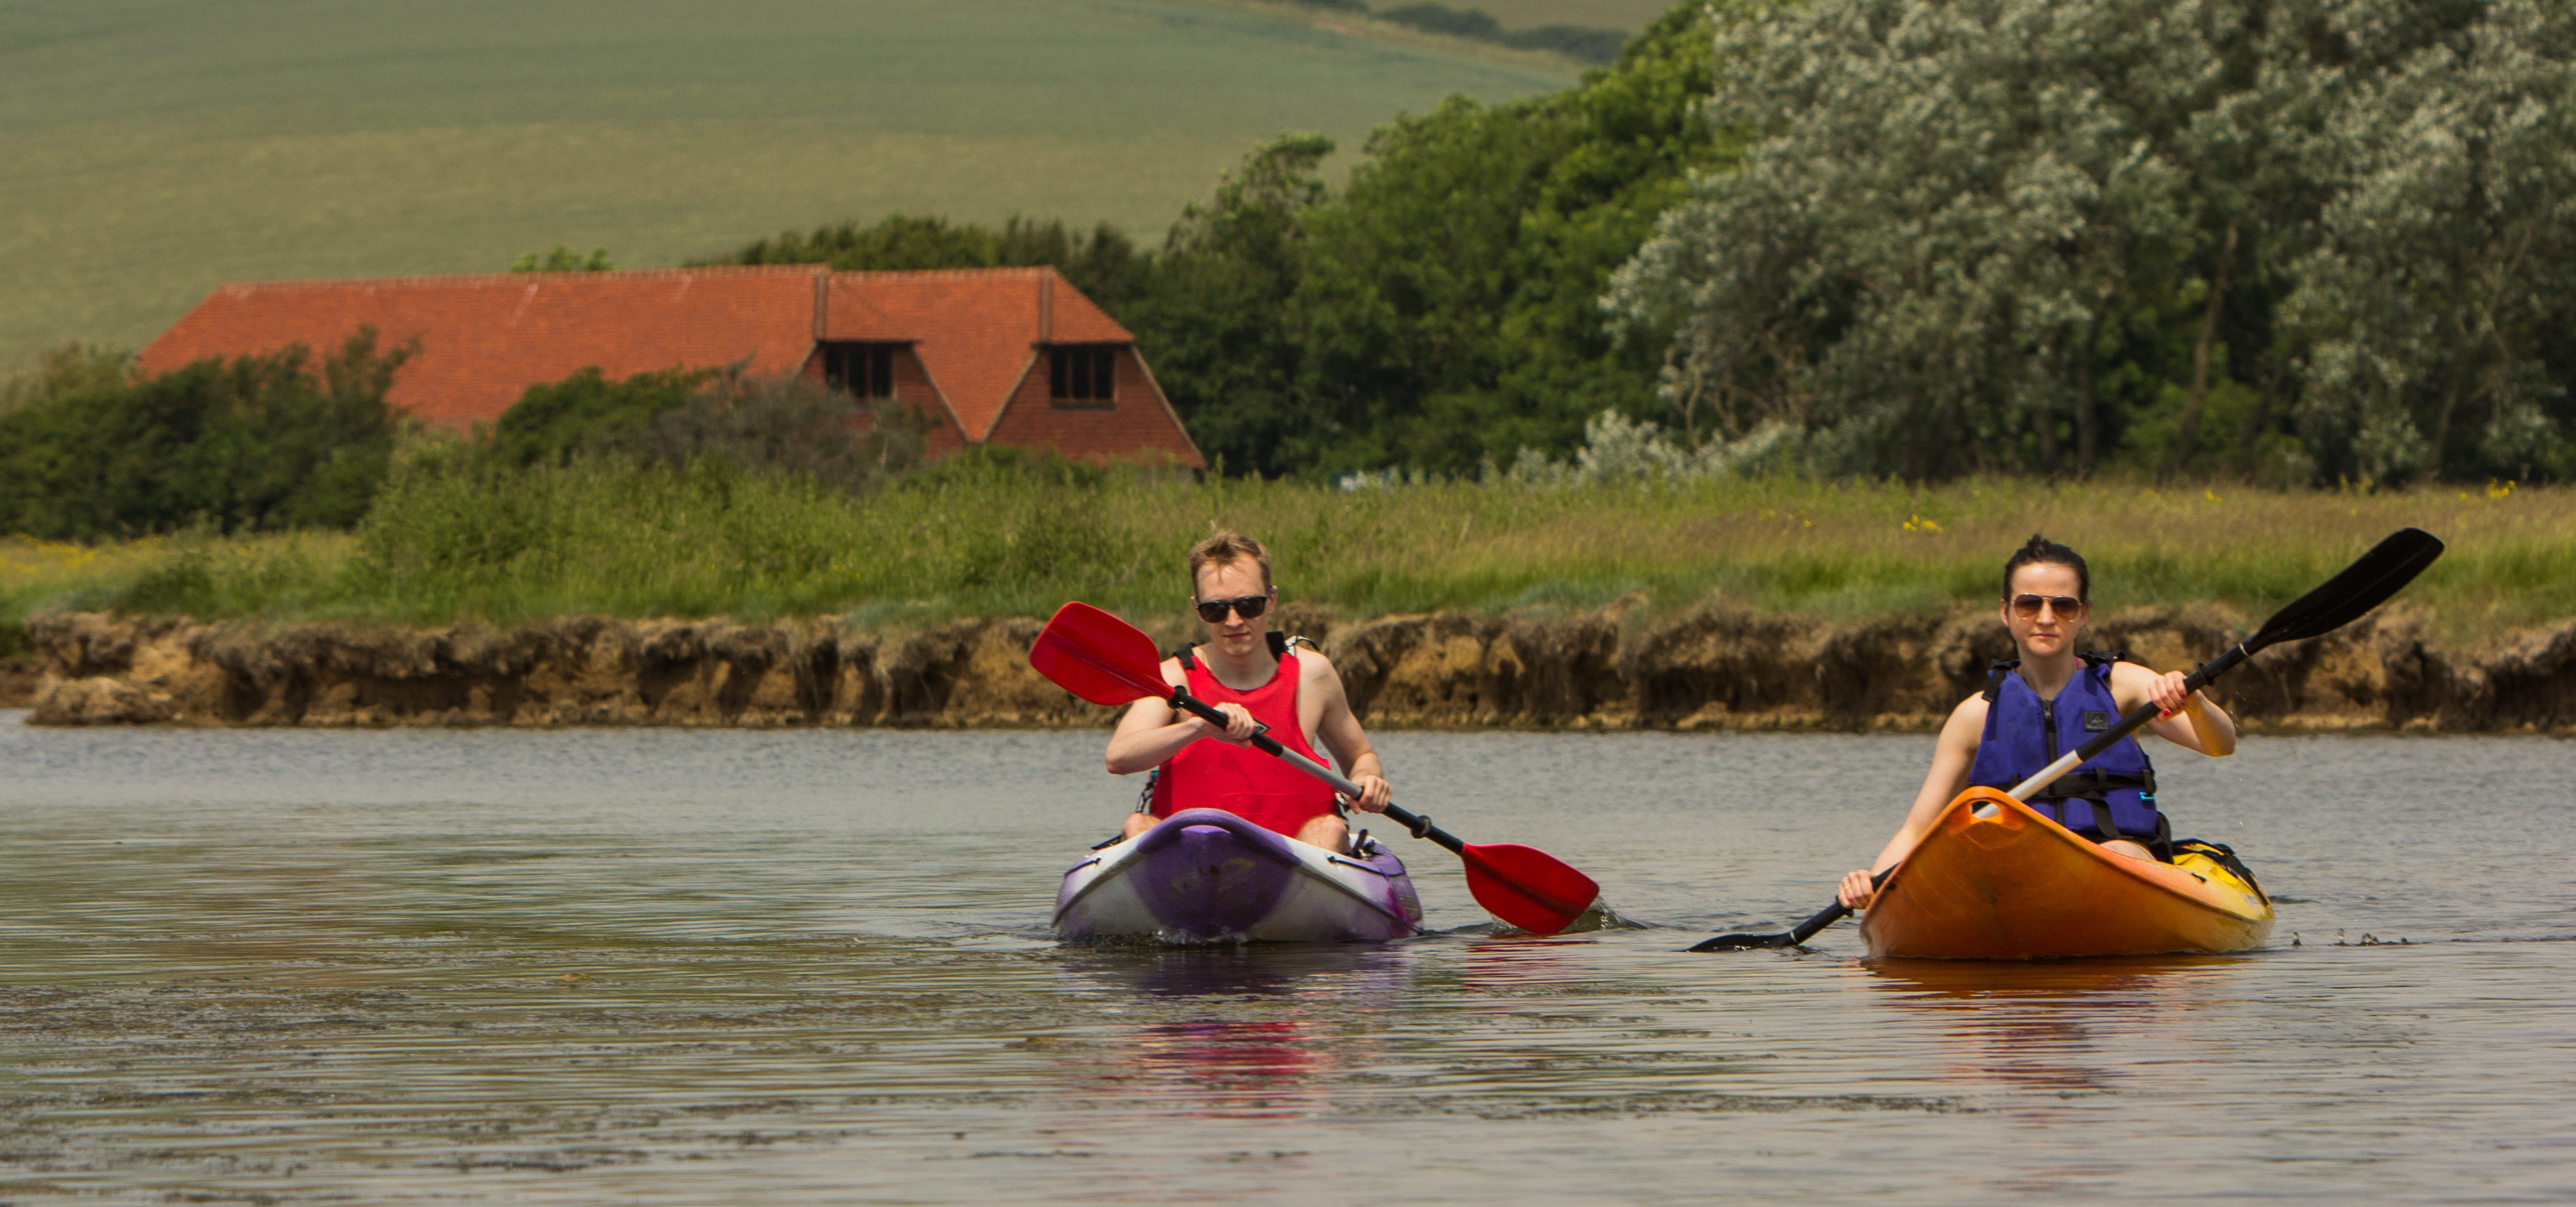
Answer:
[
  {"xmin": 1031, "ymin": 601, "xmax": 1602, "ymax": 935},
  {"xmin": 1687, "ymin": 527, "xmax": 2447, "ymax": 953}
]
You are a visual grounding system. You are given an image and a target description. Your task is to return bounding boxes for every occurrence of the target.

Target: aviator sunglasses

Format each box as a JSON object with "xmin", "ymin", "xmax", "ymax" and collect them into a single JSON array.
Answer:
[
  {"xmin": 1194, "ymin": 593, "xmax": 1272, "ymax": 624},
  {"xmin": 2009, "ymin": 593, "xmax": 2086, "ymax": 619}
]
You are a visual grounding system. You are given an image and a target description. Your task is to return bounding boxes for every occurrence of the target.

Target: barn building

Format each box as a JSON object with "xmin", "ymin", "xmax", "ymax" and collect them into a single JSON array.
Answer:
[{"xmin": 138, "ymin": 264, "xmax": 1204, "ymax": 467}]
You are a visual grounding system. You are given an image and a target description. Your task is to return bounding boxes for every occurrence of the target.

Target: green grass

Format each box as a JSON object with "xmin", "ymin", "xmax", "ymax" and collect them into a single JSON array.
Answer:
[
  {"xmin": 0, "ymin": 0, "xmax": 1574, "ymax": 367},
  {"xmin": 7, "ymin": 466, "xmax": 2568, "ymax": 652}
]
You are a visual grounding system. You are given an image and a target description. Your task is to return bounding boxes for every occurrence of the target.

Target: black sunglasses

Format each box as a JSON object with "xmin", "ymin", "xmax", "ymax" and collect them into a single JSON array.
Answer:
[
  {"xmin": 1194, "ymin": 594, "xmax": 1271, "ymax": 624},
  {"xmin": 2009, "ymin": 593, "xmax": 2085, "ymax": 618}
]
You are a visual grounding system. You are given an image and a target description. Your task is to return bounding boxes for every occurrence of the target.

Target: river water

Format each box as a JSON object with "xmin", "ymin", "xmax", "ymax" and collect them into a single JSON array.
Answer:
[{"xmin": 1, "ymin": 712, "xmax": 2568, "ymax": 1204}]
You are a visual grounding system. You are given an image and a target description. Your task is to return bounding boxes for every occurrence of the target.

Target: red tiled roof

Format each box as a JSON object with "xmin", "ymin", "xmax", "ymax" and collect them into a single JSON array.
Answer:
[
  {"xmin": 139, "ymin": 264, "xmax": 1149, "ymax": 445},
  {"xmin": 139, "ymin": 266, "xmax": 822, "ymax": 430},
  {"xmin": 824, "ymin": 267, "xmax": 1133, "ymax": 440}
]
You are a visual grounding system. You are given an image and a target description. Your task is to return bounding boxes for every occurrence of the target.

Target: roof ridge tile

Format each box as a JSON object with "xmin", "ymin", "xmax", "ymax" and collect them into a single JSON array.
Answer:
[{"xmin": 211, "ymin": 265, "xmax": 830, "ymax": 293}]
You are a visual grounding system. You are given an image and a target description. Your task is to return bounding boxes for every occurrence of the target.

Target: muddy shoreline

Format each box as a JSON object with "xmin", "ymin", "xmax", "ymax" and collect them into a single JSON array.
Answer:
[{"xmin": 16, "ymin": 604, "xmax": 2576, "ymax": 732}]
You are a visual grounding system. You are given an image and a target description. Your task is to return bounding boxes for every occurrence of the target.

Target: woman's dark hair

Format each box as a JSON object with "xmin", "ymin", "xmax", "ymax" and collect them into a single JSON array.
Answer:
[{"xmin": 2003, "ymin": 534, "xmax": 2090, "ymax": 602}]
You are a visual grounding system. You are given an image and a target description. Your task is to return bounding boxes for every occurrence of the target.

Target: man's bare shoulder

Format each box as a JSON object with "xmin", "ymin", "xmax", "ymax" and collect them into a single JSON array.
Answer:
[{"xmin": 1296, "ymin": 646, "xmax": 1339, "ymax": 681}]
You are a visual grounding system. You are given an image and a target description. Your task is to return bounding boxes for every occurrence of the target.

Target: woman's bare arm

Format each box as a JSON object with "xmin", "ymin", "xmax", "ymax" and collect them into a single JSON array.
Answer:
[
  {"xmin": 1838, "ymin": 695, "xmax": 1985, "ymax": 907},
  {"xmin": 2113, "ymin": 662, "xmax": 2237, "ymax": 756}
]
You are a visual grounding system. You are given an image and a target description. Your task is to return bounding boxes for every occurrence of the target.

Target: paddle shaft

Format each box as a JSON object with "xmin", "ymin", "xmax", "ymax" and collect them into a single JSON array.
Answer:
[{"xmin": 1165, "ymin": 688, "xmax": 1463, "ymax": 855}]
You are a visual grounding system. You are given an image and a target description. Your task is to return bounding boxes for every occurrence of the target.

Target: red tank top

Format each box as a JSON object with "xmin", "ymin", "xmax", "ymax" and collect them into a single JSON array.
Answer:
[{"xmin": 1148, "ymin": 649, "xmax": 1340, "ymax": 836}]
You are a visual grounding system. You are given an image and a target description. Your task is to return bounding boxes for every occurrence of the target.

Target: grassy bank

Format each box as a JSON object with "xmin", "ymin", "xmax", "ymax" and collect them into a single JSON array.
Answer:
[{"xmin": 5, "ymin": 464, "xmax": 2567, "ymax": 650}]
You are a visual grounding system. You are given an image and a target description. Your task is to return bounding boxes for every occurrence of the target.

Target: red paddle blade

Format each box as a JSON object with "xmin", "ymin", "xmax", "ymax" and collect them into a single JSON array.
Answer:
[
  {"xmin": 1029, "ymin": 601, "xmax": 1169, "ymax": 706},
  {"xmin": 1460, "ymin": 843, "xmax": 1600, "ymax": 935}
]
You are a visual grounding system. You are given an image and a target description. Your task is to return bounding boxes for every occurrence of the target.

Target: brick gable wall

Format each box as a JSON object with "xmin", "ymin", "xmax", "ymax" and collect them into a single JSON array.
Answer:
[{"xmin": 982, "ymin": 346, "xmax": 1204, "ymax": 467}]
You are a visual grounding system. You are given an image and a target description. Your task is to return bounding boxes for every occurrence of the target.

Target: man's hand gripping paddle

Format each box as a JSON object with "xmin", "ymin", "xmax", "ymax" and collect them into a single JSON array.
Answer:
[
  {"xmin": 1031, "ymin": 601, "xmax": 1601, "ymax": 935},
  {"xmin": 1687, "ymin": 527, "xmax": 2447, "ymax": 953}
]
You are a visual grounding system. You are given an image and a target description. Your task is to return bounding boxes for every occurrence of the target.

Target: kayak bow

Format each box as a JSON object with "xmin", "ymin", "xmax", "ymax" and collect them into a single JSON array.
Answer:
[
  {"xmin": 1858, "ymin": 788, "xmax": 2273, "ymax": 960},
  {"xmin": 1055, "ymin": 808, "xmax": 1425, "ymax": 943}
]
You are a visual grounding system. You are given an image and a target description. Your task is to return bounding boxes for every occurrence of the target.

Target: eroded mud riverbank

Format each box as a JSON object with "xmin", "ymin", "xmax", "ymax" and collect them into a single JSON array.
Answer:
[
  {"xmin": 22, "ymin": 602, "xmax": 2576, "ymax": 732},
  {"xmin": 20, "ymin": 597, "xmax": 2576, "ymax": 731}
]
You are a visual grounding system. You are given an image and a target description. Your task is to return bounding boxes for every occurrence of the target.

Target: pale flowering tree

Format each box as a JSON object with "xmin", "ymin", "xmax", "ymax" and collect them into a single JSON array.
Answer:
[
  {"xmin": 1612, "ymin": 0, "xmax": 2576, "ymax": 483},
  {"xmin": 2284, "ymin": 0, "xmax": 2576, "ymax": 485},
  {"xmin": 1609, "ymin": 0, "xmax": 2237, "ymax": 479}
]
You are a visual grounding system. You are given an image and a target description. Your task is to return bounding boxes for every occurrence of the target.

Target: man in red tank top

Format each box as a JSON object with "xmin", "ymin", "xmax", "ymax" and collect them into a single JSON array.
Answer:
[{"xmin": 1104, "ymin": 531, "xmax": 1393, "ymax": 851}]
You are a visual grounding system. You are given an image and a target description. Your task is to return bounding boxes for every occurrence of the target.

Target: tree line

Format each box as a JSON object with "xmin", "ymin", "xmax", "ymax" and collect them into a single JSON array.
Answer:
[
  {"xmin": 718, "ymin": 4, "xmax": 1729, "ymax": 479},
  {"xmin": 7, "ymin": 0, "xmax": 2569, "ymax": 541},
  {"xmin": 721, "ymin": 0, "xmax": 2574, "ymax": 486},
  {"xmin": 1290, "ymin": 0, "xmax": 1630, "ymax": 64}
]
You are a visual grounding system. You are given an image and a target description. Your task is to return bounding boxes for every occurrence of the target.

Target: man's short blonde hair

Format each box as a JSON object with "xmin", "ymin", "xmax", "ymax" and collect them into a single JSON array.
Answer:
[{"xmin": 1187, "ymin": 531, "xmax": 1272, "ymax": 595}]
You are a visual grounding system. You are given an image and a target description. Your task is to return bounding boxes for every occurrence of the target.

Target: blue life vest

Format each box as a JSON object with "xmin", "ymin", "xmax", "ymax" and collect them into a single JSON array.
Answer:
[{"xmin": 1967, "ymin": 653, "xmax": 2166, "ymax": 847}]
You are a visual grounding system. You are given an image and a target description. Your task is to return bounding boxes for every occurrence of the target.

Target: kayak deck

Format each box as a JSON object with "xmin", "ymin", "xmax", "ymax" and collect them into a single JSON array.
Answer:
[
  {"xmin": 1054, "ymin": 808, "xmax": 1424, "ymax": 944},
  {"xmin": 1860, "ymin": 788, "xmax": 2274, "ymax": 960}
]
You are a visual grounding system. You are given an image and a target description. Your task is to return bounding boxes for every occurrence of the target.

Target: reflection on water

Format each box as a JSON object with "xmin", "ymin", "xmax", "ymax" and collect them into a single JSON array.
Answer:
[
  {"xmin": 1864, "ymin": 957, "xmax": 2239, "ymax": 1097},
  {"xmin": 1, "ymin": 717, "xmax": 2571, "ymax": 1203},
  {"xmin": 1060, "ymin": 941, "xmax": 1412, "ymax": 999}
]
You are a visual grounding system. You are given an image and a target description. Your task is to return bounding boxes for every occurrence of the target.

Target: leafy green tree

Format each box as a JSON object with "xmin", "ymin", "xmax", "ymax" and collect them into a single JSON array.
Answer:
[
  {"xmin": 0, "ymin": 331, "xmax": 410, "ymax": 538},
  {"xmin": 1120, "ymin": 132, "xmax": 1338, "ymax": 478},
  {"xmin": 1285, "ymin": 3, "xmax": 1733, "ymax": 475}
]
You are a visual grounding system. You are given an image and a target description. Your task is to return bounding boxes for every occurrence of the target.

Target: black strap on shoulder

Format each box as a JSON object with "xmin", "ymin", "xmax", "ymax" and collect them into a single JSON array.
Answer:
[
  {"xmin": 1981, "ymin": 658, "xmax": 2020, "ymax": 703},
  {"xmin": 1174, "ymin": 632, "xmax": 1291, "ymax": 670},
  {"xmin": 1986, "ymin": 652, "xmax": 2131, "ymax": 701}
]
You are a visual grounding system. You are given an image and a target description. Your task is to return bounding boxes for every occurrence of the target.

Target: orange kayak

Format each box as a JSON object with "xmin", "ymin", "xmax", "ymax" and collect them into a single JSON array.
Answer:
[{"xmin": 1860, "ymin": 787, "xmax": 2274, "ymax": 960}]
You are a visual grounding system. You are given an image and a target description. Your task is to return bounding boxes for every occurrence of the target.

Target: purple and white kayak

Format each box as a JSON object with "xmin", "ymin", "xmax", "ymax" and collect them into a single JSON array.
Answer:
[{"xmin": 1053, "ymin": 808, "xmax": 1425, "ymax": 943}]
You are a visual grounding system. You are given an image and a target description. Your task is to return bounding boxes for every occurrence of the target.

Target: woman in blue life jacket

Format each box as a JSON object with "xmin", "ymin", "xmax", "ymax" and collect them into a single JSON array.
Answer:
[{"xmin": 1835, "ymin": 535, "xmax": 2238, "ymax": 911}]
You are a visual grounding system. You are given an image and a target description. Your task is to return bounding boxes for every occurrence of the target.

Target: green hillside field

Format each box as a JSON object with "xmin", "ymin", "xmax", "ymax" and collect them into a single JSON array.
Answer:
[{"xmin": 0, "ymin": 0, "xmax": 1576, "ymax": 367}]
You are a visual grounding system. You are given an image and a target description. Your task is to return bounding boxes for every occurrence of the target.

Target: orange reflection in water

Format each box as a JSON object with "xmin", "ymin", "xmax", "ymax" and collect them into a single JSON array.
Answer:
[{"xmin": 1866, "ymin": 955, "xmax": 2242, "ymax": 1095}]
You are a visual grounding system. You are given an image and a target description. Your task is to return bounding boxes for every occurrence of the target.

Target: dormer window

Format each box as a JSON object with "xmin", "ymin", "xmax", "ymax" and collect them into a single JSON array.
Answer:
[
  {"xmin": 822, "ymin": 342, "xmax": 898, "ymax": 399},
  {"xmin": 1050, "ymin": 345, "xmax": 1117, "ymax": 406}
]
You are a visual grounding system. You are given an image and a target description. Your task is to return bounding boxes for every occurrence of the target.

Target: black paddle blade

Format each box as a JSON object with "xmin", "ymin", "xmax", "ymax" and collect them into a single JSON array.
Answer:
[
  {"xmin": 1687, "ymin": 931, "xmax": 1797, "ymax": 952},
  {"xmin": 2249, "ymin": 528, "xmax": 2444, "ymax": 650}
]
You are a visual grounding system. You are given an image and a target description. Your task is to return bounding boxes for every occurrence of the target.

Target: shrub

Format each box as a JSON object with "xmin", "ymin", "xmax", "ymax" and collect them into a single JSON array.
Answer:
[
  {"xmin": 484, "ymin": 365, "xmax": 716, "ymax": 468},
  {"xmin": 606, "ymin": 372, "xmax": 934, "ymax": 492},
  {"xmin": 0, "ymin": 330, "xmax": 409, "ymax": 539},
  {"xmin": 509, "ymin": 246, "xmax": 615, "ymax": 272},
  {"xmin": 1, "ymin": 342, "xmax": 135, "ymax": 416}
]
